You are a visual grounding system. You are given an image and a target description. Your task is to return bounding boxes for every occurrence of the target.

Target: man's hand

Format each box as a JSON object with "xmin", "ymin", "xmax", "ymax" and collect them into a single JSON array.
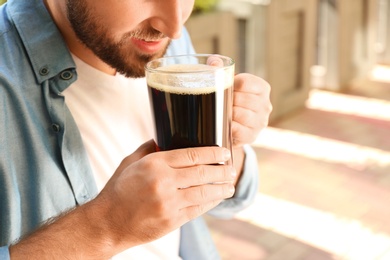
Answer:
[
  {"xmin": 207, "ymin": 57, "xmax": 272, "ymax": 149},
  {"xmin": 98, "ymin": 140, "xmax": 235, "ymax": 249},
  {"xmin": 232, "ymin": 73, "xmax": 272, "ymax": 148},
  {"xmin": 10, "ymin": 140, "xmax": 235, "ymax": 259},
  {"xmin": 230, "ymin": 73, "xmax": 272, "ymax": 178}
]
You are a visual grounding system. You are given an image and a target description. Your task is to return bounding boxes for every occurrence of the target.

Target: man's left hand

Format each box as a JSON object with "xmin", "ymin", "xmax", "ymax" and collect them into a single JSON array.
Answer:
[{"xmin": 232, "ymin": 73, "xmax": 272, "ymax": 148}]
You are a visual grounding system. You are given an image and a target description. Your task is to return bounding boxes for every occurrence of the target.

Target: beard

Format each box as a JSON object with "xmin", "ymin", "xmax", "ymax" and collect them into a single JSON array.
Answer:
[{"xmin": 66, "ymin": 0, "xmax": 170, "ymax": 78}]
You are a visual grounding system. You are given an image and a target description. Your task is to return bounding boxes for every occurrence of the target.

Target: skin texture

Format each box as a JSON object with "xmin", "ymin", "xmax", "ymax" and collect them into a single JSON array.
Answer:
[{"xmin": 9, "ymin": 0, "xmax": 272, "ymax": 258}]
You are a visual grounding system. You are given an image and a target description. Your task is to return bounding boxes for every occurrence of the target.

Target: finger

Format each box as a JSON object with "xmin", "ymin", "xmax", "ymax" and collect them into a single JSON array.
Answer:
[
  {"xmin": 163, "ymin": 146, "xmax": 231, "ymax": 168},
  {"xmin": 207, "ymin": 55, "xmax": 224, "ymax": 67},
  {"xmin": 233, "ymin": 92, "xmax": 262, "ymax": 113},
  {"xmin": 179, "ymin": 200, "xmax": 223, "ymax": 222},
  {"xmin": 233, "ymin": 106, "xmax": 264, "ymax": 129},
  {"xmin": 175, "ymin": 164, "xmax": 235, "ymax": 188},
  {"xmin": 234, "ymin": 73, "xmax": 270, "ymax": 95},
  {"xmin": 179, "ymin": 183, "xmax": 235, "ymax": 209},
  {"xmin": 232, "ymin": 121, "xmax": 259, "ymax": 146}
]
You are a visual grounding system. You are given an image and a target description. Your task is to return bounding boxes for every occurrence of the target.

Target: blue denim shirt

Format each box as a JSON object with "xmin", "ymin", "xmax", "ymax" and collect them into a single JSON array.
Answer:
[{"xmin": 0, "ymin": 0, "xmax": 259, "ymax": 259}]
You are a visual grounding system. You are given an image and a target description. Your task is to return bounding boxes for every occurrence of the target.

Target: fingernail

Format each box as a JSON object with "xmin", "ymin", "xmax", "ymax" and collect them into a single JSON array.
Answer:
[{"xmin": 223, "ymin": 149, "xmax": 231, "ymax": 161}]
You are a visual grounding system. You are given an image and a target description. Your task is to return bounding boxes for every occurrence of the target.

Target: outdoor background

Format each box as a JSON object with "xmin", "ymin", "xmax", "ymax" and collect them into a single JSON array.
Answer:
[{"xmin": 186, "ymin": 0, "xmax": 390, "ymax": 259}]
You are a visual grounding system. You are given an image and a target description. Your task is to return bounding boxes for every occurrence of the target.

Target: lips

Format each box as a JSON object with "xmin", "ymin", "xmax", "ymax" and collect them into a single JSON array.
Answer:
[{"xmin": 131, "ymin": 38, "xmax": 166, "ymax": 54}]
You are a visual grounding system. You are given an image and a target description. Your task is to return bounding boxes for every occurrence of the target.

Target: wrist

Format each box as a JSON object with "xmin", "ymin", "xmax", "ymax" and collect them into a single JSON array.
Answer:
[
  {"xmin": 81, "ymin": 195, "xmax": 133, "ymax": 257},
  {"xmin": 9, "ymin": 199, "xmax": 122, "ymax": 259}
]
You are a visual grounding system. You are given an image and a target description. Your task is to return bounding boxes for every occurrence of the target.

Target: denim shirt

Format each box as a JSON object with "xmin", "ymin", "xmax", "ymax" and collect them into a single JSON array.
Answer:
[{"xmin": 0, "ymin": 0, "xmax": 259, "ymax": 259}]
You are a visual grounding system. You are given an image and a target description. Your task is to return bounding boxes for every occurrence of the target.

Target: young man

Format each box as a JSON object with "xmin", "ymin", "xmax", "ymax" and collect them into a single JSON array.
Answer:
[{"xmin": 0, "ymin": 0, "xmax": 272, "ymax": 259}]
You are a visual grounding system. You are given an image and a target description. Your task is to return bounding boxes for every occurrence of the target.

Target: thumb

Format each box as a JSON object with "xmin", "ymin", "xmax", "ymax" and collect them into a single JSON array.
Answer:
[
  {"xmin": 115, "ymin": 139, "xmax": 156, "ymax": 174},
  {"xmin": 132, "ymin": 139, "xmax": 157, "ymax": 160}
]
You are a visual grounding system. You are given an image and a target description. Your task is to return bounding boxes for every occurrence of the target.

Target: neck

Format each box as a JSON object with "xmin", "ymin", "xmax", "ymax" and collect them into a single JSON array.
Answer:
[{"xmin": 43, "ymin": 0, "xmax": 116, "ymax": 75}]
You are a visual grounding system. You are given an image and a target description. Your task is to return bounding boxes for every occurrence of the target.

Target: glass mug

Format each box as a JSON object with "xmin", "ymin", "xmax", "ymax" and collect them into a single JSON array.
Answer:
[{"xmin": 145, "ymin": 54, "xmax": 235, "ymax": 165}]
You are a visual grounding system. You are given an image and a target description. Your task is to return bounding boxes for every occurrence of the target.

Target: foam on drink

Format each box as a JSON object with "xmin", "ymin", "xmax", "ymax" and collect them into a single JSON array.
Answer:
[{"xmin": 147, "ymin": 64, "xmax": 233, "ymax": 95}]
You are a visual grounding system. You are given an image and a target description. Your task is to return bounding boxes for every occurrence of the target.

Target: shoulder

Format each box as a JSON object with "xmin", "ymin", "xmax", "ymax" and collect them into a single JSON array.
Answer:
[
  {"xmin": 0, "ymin": 3, "xmax": 18, "ymax": 52},
  {"xmin": 0, "ymin": 3, "xmax": 19, "ymax": 50},
  {"xmin": 0, "ymin": 3, "xmax": 30, "ymax": 86},
  {"xmin": 0, "ymin": 3, "xmax": 10, "ymax": 35}
]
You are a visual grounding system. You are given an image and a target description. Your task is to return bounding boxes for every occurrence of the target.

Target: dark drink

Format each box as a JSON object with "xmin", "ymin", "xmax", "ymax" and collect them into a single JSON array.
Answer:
[
  {"xmin": 148, "ymin": 77, "xmax": 233, "ymax": 151},
  {"xmin": 146, "ymin": 56, "xmax": 235, "ymax": 165}
]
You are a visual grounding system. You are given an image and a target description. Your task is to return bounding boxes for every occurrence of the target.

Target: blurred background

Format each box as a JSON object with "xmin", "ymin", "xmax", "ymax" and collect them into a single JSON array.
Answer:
[
  {"xmin": 2, "ymin": 0, "xmax": 389, "ymax": 259},
  {"xmin": 186, "ymin": 0, "xmax": 390, "ymax": 259}
]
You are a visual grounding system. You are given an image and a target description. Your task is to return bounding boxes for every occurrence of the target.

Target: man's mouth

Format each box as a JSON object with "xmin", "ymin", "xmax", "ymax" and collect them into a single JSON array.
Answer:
[{"xmin": 131, "ymin": 37, "xmax": 167, "ymax": 54}]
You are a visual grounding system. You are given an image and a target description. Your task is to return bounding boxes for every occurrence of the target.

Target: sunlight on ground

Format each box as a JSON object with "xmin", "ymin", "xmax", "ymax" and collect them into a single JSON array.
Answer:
[
  {"xmin": 235, "ymin": 194, "xmax": 390, "ymax": 260},
  {"xmin": 370, "ymin": 65, "xmax": 390, "ymax": 83},
  {"xmin": 257, "ymin": 87, "xmax": 390, "ymax": 170},
  {"xmin": 253, "ymin": 127, "xmax": 390, "ymax": 171},
  {"xmin": 306, "ymin": 89, "xmax": 390, "ymax": 122},
  {"xmin": 246, "ymin": 88, "xmax": 390, "ymax": 259}
]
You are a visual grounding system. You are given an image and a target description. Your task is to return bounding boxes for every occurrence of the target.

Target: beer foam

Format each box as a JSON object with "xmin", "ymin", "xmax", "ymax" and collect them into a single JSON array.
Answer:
[
  {"xmin": 157, "ymin": 64, "xmax": 214, "ymax": 72},
  {"xmin": 148, "ymin": 64, "xmax": 233, "ymax": 95}
]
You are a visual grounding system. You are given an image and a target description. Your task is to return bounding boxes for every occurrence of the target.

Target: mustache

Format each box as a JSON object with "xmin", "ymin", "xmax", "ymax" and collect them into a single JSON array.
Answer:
[{"xmin": 119, "ymin": 28, "xmax": 166, "ymax": 45}]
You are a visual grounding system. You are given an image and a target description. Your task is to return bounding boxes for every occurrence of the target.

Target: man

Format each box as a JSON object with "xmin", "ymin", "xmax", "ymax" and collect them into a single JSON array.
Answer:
[{"xmin": 0, "ymin": 0, "xmax": 272, "ymax": 259}]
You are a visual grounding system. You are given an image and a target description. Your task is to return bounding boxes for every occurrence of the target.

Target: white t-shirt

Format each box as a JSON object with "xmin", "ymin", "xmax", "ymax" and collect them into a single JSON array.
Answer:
[{"xmin": 63, "ymin": 54, "xmax": 181, "ymax": 260}]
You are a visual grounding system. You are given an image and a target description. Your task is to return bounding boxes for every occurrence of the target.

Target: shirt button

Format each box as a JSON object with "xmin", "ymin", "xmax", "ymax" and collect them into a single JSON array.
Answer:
[
  {"xmin": 39, "ymin": 67, "xmax": 49, "ymax": 76},
  {"xmin": 51, "ymin": 124, "xmax": 61, "ymax": 133},
  {"xmin": 60, "ymin": 70, "xmax": 73, "ymax": 80}
]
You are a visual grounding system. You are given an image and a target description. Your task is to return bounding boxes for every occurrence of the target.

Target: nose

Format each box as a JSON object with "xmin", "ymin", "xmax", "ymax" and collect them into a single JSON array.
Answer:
[{"xmin": 150, "ymin": 0, "xmax": 184, "ymax": 39}]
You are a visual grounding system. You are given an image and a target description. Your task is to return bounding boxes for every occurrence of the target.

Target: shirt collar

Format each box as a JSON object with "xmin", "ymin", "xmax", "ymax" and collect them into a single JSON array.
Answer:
[{"xmin": 8, "ymin": 0, "xmax": 75, "ymax": 85}]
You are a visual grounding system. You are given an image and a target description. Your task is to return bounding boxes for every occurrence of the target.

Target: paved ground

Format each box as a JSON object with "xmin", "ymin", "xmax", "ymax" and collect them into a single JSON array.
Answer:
[{"xmin": 206, "ymin": 78, "xmax": 390, "ymax": 260}]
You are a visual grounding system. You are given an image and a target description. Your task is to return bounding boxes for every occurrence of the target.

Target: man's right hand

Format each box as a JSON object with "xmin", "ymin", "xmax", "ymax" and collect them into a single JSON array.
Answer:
[
  {"xmin": 10, "ymin": 140, "xmax": 234, "ymax": 259},
  {"xmin": 93, "ymin": 139, "xmax": 235, "ymax": 255}
]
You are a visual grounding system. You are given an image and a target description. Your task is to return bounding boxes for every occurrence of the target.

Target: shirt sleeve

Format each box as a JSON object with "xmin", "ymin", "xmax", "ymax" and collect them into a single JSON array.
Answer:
[
  {"xmin": 0, "ymin": 246, "xmax": 10, "ymax": 260},
  {"xmin": 207, "ymin": 145, "xmax": 259, "ymax": 219}
]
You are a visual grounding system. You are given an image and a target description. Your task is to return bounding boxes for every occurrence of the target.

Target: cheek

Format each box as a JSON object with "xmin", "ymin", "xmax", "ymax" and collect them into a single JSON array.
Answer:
[{"xmin": 92, "ymin": 2, "xmax": 147, "ymax": 37}]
